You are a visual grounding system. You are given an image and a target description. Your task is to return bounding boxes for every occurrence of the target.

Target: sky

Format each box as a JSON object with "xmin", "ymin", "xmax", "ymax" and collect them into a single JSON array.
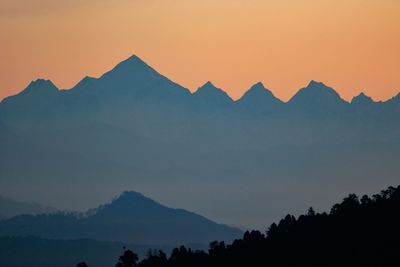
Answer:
[{"xmin": 0, "ymin": 0, "xmax": 399, "ymax": 102}]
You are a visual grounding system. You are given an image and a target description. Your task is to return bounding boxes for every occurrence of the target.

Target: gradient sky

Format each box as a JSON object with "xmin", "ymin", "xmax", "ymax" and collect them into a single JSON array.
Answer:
[{"xmin": 0, "ymin": 0, "xmax": 399, "ymax": 101}]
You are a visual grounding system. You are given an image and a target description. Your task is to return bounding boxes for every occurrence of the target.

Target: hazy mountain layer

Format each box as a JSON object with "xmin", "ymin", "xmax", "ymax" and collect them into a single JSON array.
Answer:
[
  {"xmin": 0, "ymin": 55, "xmax": 399, "ymax": 228},
  {"xmin": 0, "ymin": 196, "xmax": 56, "ymax": 220},
  {"xmin": 0, "ymin": 191, "xmax": 242, "ymax": 245}
]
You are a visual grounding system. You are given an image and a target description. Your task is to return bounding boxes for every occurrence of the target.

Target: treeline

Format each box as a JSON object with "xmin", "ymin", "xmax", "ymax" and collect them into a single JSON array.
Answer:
[{"xmin": 81, "ymin": 185, "xmax": 400, "ymax": 267}]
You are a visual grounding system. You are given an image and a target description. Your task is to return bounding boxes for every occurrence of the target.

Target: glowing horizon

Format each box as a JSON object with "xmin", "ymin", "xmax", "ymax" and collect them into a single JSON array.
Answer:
[{"xmin": 1, "ymin": 0, "xmax": 399, "ymax": 102}]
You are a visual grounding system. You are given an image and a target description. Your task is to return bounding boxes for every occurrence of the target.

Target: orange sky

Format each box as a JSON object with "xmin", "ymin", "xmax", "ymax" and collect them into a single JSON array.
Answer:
[{"xmin": 0, "ymin": 0, "xmax": 399, "ymax": 101}]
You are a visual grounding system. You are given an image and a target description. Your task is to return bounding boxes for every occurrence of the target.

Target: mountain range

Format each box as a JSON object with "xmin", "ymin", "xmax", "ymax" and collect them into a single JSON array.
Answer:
[
  {"xmin": 0, "ymin": 54, "xmax": 399, "ymax": 229},
  {"xmin": 0, "ymin": 191, "xmax": 241, "ymax": 246},
  {"xmin": 2, "ymin": 55, "xmax": 399, "ymax": 123}
]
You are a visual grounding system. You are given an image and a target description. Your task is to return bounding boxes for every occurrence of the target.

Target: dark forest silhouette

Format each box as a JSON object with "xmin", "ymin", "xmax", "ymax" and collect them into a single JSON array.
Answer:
[{"xmin": 81, "ymin": 185, "xmax": 400, "ymax": 267}]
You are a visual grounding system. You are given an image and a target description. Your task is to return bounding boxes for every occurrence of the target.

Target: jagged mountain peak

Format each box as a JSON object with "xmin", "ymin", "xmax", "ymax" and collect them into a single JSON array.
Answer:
[
  {"xmin": 304, "ymin": 80, "xmax": 339, "ymax": 94},
  {"xmin": 112, "ymin": 54, "xmax": 151, "ymax": 71},
  {"xmin": 24, "ymin": 79, "xmax": 58, "ymax": 93},
  {"xmin": 250, "ymin": 81, "xmax": 266, "ymax": 90},
  {"xmin": 246, "ymin": 82, "xmax": 269, "ymax": 95},
  {"xmin": 99, "ymin": 54, "xmax": 158, "ymax": 81},
  {"xmin": 239, "ymin": 82, "xmax": 278, "ymax": 100},
  {"xmin": 67, "ymin": 54, "xmax": 191, "ymax": 98},
  {"xmin": 289, "ymin": 80, "xmax": 346, "ymax": 107},
  {"xmin": 29, "ymin": 78, "xmax": 56, "ymax": 86},
  {"xmin": 351, "ymin": 92, "xmax": 374, "ymax": 105},
  {"xmin": 237, "ymin": 82, "xmax": 283, "ymax": 113},
  {"xmin": 197, "ymin": 81, "xmax": 219, "ymax": 91},
  {"xmin": 195, "ymin": 81, "xmax": 232, "ymax": 101},
  {"xmin": 1, "ymin": 79, "xmax": 59, "ymax": 104},
  {"xmin": 308, "ymin": 79, "xmax": 324, "ymax": 87}
]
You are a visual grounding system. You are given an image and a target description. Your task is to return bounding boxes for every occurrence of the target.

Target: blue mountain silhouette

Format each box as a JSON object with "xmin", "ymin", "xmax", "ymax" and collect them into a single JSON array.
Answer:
[
  {"xmin": 237, "ymin": 82, "xmax": 283, "ymax": 114},
  {"xmin": 0, "ymin": 191, "xmax": 242, "ymax": 245}
]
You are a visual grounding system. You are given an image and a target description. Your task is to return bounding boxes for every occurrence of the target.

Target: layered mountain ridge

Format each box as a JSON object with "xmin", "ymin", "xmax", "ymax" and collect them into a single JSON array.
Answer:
[{"xmin": 0, "ymin": 54, "xmax": 399, "ymax": 229}]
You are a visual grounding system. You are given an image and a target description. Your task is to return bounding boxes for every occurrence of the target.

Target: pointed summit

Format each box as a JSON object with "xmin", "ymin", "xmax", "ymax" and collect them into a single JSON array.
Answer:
[
  {"xmin": 303, "ymin": 80, "xmax": 340, "ymax": 96},
  {"xmin": 196, "ymin": 81, "xmax": 219, "ymax": 91},
  {"xmin": 247, "ymin": 82, "xmax": 268, "ymax": 94},
  {"xmin": 250, "ymin": 81, "xmax": 266, "ymax": 90},
  {"xmin": 289, "ymin": 80, "xmax": 347, "ymax": 110},
  {"xmin": 69, "ymin": 54, "xmax": 190, "ymax": 98},
  {"xmin": 194, "ymin": 82, "xmax": 233, "ymax": 108},
  {"xmin": 113, "ymin": 54, "xmax": 151, "ymax": 71},
  {"xmin": 99, "ymin": 54, "xmax": 159, "ymax": 82},
  {"xmin": 239, "ymin": 82, "xmax": 280, "ymax": 101},
  {"xmin": 237, "ymin": 82, "xmax": 283, "ymax": 114},
  {"xmin": 351, "ymin": 92, "xmax": 374, "ymax": 105},
  {"xmin": 195, "ymin": 82, "xmax": 232, "ymax": 99}
]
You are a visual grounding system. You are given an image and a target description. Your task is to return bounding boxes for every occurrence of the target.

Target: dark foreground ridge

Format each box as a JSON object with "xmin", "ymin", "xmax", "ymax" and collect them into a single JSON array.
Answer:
[
  {"xmin": 2, "ymin": 185, "xmax": 400, "ymax": 267},
  {"xmin": 110, "ymin": 185, "xmax": 399, "ymax": 267}
]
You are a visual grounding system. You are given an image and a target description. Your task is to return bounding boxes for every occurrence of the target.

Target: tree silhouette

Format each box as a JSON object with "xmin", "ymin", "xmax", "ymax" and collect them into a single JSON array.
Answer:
[
  {"xmin": 110, "ymin": 185, "xmax": 400, "ymax": 267},
  {"xmin": 115, "ymin": 248, "xmax": 139, "ymax": 267}
]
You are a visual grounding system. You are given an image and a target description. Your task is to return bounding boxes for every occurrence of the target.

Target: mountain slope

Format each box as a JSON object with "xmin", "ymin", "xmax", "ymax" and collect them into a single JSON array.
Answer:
[
  {"xmin": 236, "ymin": 82, "xmax": 283, "ymax": 114},
  {"xmin": 351, "ymin": 92, "xmax": 375, "ymax": 106},
  {"xmin": 288, "ymin": 80, "xmax": 348, "ymax": 114},
  {"xmin": 0, "ymin": 191, "xmax": 242, "ymax": 246},
  {"xmin": 0, "ymin": 79, "xmax": 60, "ymax": 128},
  {"xmin": 193, "ymin": 81, "xmax": 233, "ymax": 110},
  {"xmin": 68, "ymin": 55, "xmax": 191, "ymax": 101},
  {"xmin": 0, "ymin": 196, "xmax": 56, "ymax": 220}
]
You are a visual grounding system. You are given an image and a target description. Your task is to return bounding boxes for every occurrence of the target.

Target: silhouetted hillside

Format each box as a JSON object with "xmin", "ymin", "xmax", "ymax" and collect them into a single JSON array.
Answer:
[
  {"xmin": 0, "ymin": 196, "xmax": 56, "ymax": 220},
  {"xmin": 0, "ymin": 191, "xmax": 242, "ymax": 246},
  {"xmin": 124, "ymin": 185, "xmax": 400, "ymax": 267}
]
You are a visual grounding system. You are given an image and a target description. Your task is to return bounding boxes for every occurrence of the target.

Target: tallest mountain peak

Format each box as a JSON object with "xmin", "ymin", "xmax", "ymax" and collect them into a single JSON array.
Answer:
[
  {"xmin": 124, "ymin": 54, "xmax": 146, "ymax": 64},
  {"xmin": 97, "ymin": 54, "xmax": 156, "ymax": 82},
  {"xmin": 76, "ymin": 54, "xmax": 191, "ymax": 98},
  {"xmin": 108, "ymin": 54, "xmax": 152, "ymax": 73}
]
